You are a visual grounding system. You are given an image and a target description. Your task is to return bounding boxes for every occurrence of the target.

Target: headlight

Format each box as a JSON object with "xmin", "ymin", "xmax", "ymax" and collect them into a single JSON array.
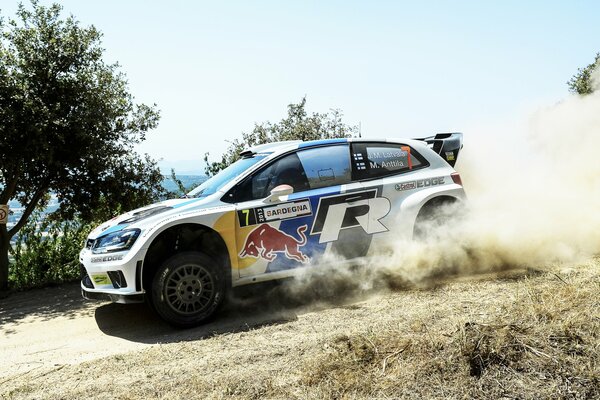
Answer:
[{"xmin": 92, "ymin": 229, "xmax": 141, "ymax": 254}]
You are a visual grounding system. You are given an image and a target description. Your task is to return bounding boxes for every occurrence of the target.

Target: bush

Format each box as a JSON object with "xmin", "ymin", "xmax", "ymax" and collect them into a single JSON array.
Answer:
[{"xmin": 9, "ymin": 210, "xmax": 94, "ymax": 290}]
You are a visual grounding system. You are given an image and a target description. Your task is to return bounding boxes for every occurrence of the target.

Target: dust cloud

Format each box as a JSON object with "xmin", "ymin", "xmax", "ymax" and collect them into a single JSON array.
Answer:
[
  {"xmin": 283, "ymin": 77, "xmax": 600, "ymax": 298},
  {"xmin": 374, "ymin": 88, "xmax": 600, "ymax": 286},
  {"xmin": 382, "ymin": 85, "xmax": 600, "ymax": 286},
  {"xmin": 592, "ymin": 65, "xmax": 600, "ymax": 91}
]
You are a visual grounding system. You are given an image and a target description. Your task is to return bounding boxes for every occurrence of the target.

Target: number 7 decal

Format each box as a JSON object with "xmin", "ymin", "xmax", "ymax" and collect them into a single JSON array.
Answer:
[{"xmin": 241, "ymin": 209, "xmax": 250, "ymax": 226}]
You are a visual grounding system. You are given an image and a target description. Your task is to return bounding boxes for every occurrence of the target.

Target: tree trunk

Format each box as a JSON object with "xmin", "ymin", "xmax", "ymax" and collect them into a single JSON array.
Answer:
[{"xmin": 0, "ymin": 224, "xmax": 9, "ymax": 293}]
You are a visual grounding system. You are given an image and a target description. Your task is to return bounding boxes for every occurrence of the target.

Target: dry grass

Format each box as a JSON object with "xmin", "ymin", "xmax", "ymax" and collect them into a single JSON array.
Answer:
[
  {"xmin": 2, "ymin": 258, "xmax": 599, "ymax": 400},
  {"xmin": 301, "ymin": 267, "xmax": 599, "ymax": 399}
]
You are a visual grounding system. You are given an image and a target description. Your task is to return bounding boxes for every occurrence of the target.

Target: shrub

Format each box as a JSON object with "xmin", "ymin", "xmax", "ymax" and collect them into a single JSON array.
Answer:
[{"xmin": 9, "ymin": 210, "xmax": 94, "ymax": 290}]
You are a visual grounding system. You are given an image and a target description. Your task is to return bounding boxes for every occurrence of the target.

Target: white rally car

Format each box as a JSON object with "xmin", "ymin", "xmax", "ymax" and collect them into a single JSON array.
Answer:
[{"xmin": 80, "ymin": 134, "xmax": 466, "ymax": 327}]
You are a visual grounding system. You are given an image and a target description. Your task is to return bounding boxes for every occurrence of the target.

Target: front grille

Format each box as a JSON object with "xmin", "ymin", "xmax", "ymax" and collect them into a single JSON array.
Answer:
[{"xmin": 107, "ymin": 271, "xmax": 128, "ymax": 289}]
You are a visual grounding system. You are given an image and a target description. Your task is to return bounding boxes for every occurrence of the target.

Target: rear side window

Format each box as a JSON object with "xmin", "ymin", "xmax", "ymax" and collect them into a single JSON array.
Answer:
[
  {"xmin": 297, "ymin": 145, "xmax": 351, "ymax": 190},
  {"xmin": 351, "ymin": 142, "xmax": 427, "ymax": 180}
]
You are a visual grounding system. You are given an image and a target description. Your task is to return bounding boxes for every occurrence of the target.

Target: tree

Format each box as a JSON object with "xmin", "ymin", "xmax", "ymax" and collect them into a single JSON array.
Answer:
[
  {"xmin": 0, "ymin": 2, "xmax": 164, "ymax": 292},
  {"xmin": 204, "ymin": 97, "xmax": 359, "ymax": 176},
  {"xmin": 568, "ymin": 53, "xmax": 600, "ymax": 95}
]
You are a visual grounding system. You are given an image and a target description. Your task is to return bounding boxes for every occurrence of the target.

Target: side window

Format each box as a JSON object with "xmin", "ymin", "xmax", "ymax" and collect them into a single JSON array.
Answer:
[
  {"xmin": 351, "ymin": 142, "xmax": 426, "ymax": 180},
  {"xmin": 296, "ymin": 145, "xmax": 351, "ymax": 190},
  {"xmin": 250, "ymin": 152, "xmax": 309, "ymax": 199},
  {"xmin": 228, "ymin": 145, "xmax": 352, "ymax": 202},
  {"xmin": 231, "ymin": 152, "xmax": 310, "ymax": 202}
]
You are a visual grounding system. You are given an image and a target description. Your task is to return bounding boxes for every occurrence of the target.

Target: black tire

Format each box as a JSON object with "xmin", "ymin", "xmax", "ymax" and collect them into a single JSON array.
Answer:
[{"xmin": 151, "ymin": 251, "xmax": 225, "ymax": 328}]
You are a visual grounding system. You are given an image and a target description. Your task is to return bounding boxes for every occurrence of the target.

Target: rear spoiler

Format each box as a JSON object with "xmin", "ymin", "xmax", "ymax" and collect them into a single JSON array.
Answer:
[{"xmin": 413, "ymin": 132, "xmax": 463, "ymax": 167}]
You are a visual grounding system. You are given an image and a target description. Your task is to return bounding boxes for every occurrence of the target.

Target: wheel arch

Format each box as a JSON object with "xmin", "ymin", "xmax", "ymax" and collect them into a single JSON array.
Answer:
[
  {"xmin": 412, "ymin": 195, "xmax": 463, "ymax": 239},
  {"xmin": 141, "ymin": 223, "xmax": 231, "ymax": 293},
  {"xmin": 415, "ymin": 195, "xmax": 461, "ymax": 217}
]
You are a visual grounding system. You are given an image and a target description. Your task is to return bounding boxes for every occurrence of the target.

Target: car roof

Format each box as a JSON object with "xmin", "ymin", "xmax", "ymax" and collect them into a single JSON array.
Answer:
[
  {"xmin": 245, "ymin": 140, "xmax": 302, "ymax": 154},
  {"xmin": 243, "ymin": 137, "xmax": 427, "ymax": 156}
]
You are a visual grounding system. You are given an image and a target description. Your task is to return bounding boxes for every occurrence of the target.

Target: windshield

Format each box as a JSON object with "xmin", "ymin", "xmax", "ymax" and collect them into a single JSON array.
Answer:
[{"xmin": 187, "ymin": 155, "xmax": 267, "ymax": 198}]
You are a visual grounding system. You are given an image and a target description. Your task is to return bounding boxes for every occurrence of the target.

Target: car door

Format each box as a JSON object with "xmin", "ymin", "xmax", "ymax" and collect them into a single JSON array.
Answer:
[{"xmin": 230, "ymin": 144, "xmax": 363, "ymax": 280}]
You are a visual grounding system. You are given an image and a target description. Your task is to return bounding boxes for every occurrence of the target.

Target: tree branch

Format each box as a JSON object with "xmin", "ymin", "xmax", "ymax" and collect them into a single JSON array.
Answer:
[
  {"xmin": 8, "ymin": 187, "xmax": 48, "ymax": 238},
  {"xmin": 0, "ymin": 177, "xmax": 18, "ymax": 205}
]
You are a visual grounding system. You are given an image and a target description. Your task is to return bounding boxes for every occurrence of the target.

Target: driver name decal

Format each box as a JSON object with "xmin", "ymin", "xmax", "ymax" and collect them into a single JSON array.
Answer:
[{"xmin": 238, "ymin": 199, "xmax": 312, "ymax": 227}]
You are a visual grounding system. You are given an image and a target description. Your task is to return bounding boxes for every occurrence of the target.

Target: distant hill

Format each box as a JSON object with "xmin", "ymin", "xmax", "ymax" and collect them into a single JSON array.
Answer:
[
  {"xmin": 6, "ymin": 175, "xmax": 208, "ymax": 226},
  {"xmin": 158, "ymin": 160, "xmax": 206, "ymax": 176},
  {"xmin": 162, "ymin": 175, "xmax": 208, "ymax": 194}
]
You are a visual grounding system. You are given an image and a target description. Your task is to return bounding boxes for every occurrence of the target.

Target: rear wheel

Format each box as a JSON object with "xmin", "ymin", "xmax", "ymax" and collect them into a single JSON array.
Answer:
[{"xmin": 151, "ymin": 251, "xmax": 225, "ymax": 328}]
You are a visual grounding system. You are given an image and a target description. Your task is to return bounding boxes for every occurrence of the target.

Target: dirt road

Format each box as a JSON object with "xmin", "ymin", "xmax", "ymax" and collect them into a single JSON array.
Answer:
[
  {"xmin": 1, "ymin": 284, "xmax": 152, "ymax": 381},
  {"xmin": 1, "ymin": 261, "xmax": 597, "ymax": 399},
  {"xmin": 0, "ymin": 282, "xmax": 304, "ymax": 382}
]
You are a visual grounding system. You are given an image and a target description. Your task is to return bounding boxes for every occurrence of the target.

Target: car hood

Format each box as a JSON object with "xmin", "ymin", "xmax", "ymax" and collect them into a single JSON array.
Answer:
[{"xmin": 88, "ymin": 196, "xmax": 219, "ymax": 239}]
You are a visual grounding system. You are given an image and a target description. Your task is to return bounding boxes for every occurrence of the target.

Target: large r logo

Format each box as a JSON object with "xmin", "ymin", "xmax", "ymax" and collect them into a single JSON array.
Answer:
[{"xmin": 311, "ymin": 189, "xmax": 391, "ymax": 243}]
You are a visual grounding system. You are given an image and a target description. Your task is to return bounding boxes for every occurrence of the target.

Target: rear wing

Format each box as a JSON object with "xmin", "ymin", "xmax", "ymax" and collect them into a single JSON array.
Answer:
[{"xmin": 413, "ymin": 132, "xmax": 463, "ymax": 167}]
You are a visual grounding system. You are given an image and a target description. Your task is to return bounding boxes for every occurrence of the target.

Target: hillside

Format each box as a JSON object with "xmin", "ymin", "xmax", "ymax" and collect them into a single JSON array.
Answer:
[
  {"xmin": 1, "ymin": 258, "xmax": 598, "ymax": 399},
  {"xmin": 160, "ymin": 175, "xmax": 207, "ymax": 193}
]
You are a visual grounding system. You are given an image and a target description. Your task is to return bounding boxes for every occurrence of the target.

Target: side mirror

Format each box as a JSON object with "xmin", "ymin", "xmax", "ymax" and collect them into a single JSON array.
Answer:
[{"xmin": 264, "ymin": 184, "xmax": 293, "ymax": 203}]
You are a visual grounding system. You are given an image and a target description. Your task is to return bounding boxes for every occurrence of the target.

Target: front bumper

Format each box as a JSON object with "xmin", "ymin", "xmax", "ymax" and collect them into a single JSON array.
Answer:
[
  {"xmin": 81, "ymin": 286, "xmax": 145, "ymax": 304},
  {"xmin": 79, "ymin": 247, "xmax": 145, "ymax": 303}
]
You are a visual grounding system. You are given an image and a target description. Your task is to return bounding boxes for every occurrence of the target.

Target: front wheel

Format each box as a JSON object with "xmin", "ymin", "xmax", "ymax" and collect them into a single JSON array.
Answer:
[{"xmin": 151, "ymin": 251, "xmax": 225, "ymax": 328}]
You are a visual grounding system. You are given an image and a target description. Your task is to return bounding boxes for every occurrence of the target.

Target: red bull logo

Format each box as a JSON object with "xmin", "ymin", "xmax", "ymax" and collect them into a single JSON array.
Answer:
[{"xmin": 239, "ymin": 224, "xmax": 309, "ymax": 264}]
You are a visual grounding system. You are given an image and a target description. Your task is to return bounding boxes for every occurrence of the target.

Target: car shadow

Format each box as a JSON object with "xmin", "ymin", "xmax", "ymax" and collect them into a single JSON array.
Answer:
[
  {"xmin": 94, "ymin": 280, "xmax": 323, "ymax": 344},
  {"xmin": 96, "ymin": 267, "xmax": 536, "ymax": 344}
]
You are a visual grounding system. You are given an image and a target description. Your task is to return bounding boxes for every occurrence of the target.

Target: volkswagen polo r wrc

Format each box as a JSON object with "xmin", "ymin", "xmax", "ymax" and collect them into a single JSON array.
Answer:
[{"xmin": 80, "ymin": 133, "xmax": 466, "ymax": 327}]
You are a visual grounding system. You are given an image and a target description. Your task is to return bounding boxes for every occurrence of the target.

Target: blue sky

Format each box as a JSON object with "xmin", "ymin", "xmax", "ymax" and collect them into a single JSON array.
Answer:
[{"xmin": 2, "ymin": 1, "xmax": 599, "ymax": 174}]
